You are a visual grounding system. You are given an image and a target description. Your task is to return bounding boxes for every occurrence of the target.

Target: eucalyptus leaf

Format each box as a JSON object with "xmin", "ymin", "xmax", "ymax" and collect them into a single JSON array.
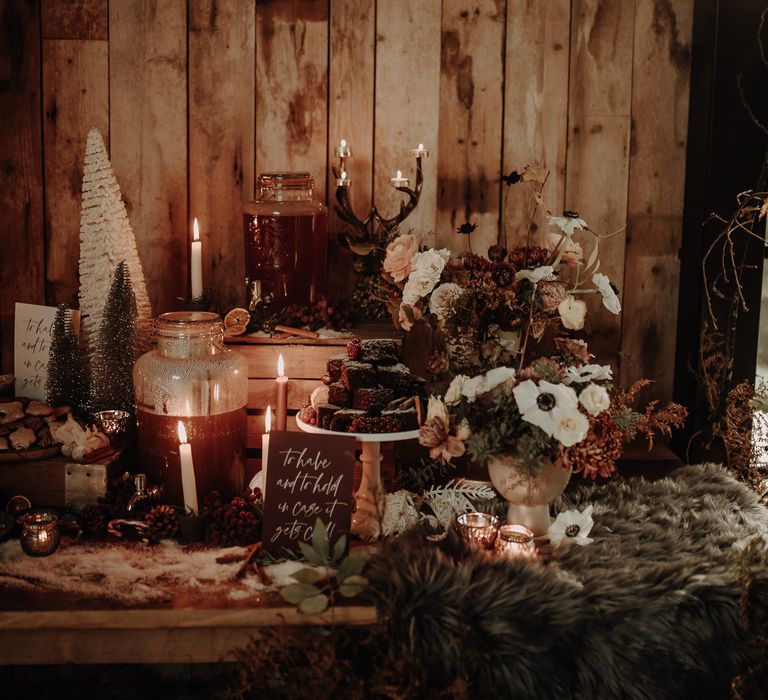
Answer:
[
  {"xmin": 312, "ymin": 519, "xmax": 330, "ymax": 561},
  {"xmin": 331, "ymin": 534, "xmax": 347, "ymax": 563},
  {"xmin": 290, "ymin": 567, "xmax": 326, "ymax": 585},
  {"xmin": 339, "ymin": 575, "xmax": 368, "ymax": 598},
  {"xmin": 336, "ymin": 550, "xmax": 369, "ymax": 582},
  {"xmin": 299, "ymin": 541, "xmax": 326, "ymax": 565},
  {"xmin": 299, "ymin": 593, "xmax": 330, "ymax": 615},
  {"xmin": 280, "ymin": 583, "xmax": 322, "ymax": 605}
]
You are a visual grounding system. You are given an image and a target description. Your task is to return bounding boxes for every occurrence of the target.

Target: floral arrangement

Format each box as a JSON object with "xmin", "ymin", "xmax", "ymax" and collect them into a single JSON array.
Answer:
[
  {"xmin": 381, "ymin": 170, "xmax": 621, "ymax": 376},
  {"xmin": 419, "ymin": 361, "xmax": 687, "ymax": 480}
]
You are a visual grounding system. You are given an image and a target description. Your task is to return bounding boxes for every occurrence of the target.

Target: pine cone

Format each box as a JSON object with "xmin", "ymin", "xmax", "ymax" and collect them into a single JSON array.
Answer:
[
  {"xmin": 144, "ymin": 504, "xmax": 179, "ymax": 539},
  {"xmin": 204, "ymin": 491, "xmax": 262, "ymax": 547},
  {"xmin": 80, "ymin": 504, "xmax": 109, "ymax": 537}
]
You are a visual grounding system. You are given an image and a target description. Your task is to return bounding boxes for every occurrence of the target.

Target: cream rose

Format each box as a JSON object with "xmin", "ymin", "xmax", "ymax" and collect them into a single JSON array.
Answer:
[
  {"xmin": 578, "ymin": 383, "xmax": 611, "ymax": 416},
  {"xmin": 551, "ymin": 409, "xmax": 589, "ymax": 447},
  {"xmin": 429, "ymin": 282, "xmax": 463, "ymax": 320},
  {"xmin": 558, "ymin": 295, "xmax": 587, "ymax": 330},
  {"xmin": 383, "ymin": 233, "xmax": 420, "ymax": 283}
]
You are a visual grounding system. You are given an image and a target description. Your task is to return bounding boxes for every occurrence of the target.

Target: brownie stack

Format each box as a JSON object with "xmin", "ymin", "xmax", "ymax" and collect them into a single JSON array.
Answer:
[{"xmin": 312, "ymin": 338, "xmax": 424, "ymax": 434}]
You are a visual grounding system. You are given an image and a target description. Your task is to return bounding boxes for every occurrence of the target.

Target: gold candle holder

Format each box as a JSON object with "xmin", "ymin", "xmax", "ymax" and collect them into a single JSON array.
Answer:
[
  {"xmin": 18, "ymin": 511, "xmax": 61, "ymax": 557},
  {"xmin": 494, "ymin": 524, "xmax": 536, "ymax": 560},
  {"xmin": 455, "ymin": 512, "xmax": 499, "ymax": 549}
]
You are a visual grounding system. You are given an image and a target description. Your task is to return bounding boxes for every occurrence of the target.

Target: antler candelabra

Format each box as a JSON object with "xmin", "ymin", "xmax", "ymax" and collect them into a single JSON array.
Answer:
[{"xmin": 331, "ymin": 140, "xmax": 429, "ymax": 246}]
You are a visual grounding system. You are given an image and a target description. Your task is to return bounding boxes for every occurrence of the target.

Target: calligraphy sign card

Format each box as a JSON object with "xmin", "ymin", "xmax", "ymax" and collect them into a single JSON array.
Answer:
[
  {"xmin": 14, "ymin": 303, "xmax": 80, "ymax": 400},
  {"xmin": 261, "ymin": 431, "xmax": 356, "ymax": 552}
]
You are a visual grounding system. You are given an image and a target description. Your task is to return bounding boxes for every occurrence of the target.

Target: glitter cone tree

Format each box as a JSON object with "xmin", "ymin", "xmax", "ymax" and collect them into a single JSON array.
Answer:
[
  {"xmin": 46, "ymin": 304, "xmax": 90, "ymax": 416},
  {"xmin": 79, "ymin": 127, "xmax": 152, "ymax": 362},
  {"xmin": 90, "ymin": 262, "xmax": 138, "ymax": 414}
]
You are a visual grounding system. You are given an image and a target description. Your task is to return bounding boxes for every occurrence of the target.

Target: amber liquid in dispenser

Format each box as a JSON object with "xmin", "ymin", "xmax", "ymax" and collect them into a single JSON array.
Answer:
[
  {"xmin": 137, "ymin": 408, "xmax": 246, "ymax": 506},
  {"xmin": 244, "ymin": 210, "xmax": 328, "ymax": 308}
]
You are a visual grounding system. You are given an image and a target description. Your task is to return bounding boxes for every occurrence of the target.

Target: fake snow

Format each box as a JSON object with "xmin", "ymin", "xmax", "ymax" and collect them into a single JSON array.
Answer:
[{"xmin": 0, "ymin": 538, "xmax": 306, "ymax": 605}]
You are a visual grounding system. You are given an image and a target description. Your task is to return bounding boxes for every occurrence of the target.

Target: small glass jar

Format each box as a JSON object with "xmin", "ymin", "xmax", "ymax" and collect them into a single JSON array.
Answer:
[
  {"xmin": 18, "ymin": 511, "xmax": 61, "ymax": 556},
  {"xmin": 494, "ymin": 524, "xmax": 536, "ymax": 560},
  {"xmin": 134, "ymin": 312, "xmax": 248, "ymax": 506},
  {"xmin": 455, "ymin": 512, "xmax": 499, "ymax": 549},
  {"xmin": 244, "ymin": 172, "xmax": 328, "ymax": 311}
]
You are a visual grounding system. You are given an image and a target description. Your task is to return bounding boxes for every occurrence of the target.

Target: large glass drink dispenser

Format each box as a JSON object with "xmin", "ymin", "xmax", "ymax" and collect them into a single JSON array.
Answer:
[
  {"xmin": 244, "ymin": 172, "xmax": 328, "ymax": 311},
  {"xmin": 134, "ymin": 312, "xmax": 248, "ymax": 506}
]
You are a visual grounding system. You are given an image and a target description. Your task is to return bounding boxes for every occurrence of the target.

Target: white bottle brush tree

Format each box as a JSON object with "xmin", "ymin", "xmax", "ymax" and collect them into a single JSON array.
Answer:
[
  {"xmin": 90, "ymin": 262, "xmax": 138, "ymax": 415},
  {"xmin": 79, "ymin": 127, "xmax": 152, "ymax": 363}
]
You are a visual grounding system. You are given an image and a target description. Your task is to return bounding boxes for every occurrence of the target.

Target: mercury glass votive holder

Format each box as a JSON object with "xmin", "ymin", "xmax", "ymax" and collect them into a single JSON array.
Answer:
[
  {"xmin": 455, "ymin": 512, "xmax": 499, "ymax": 549},
  {"xmin": 93, "ymin": 409, "xmax": 132, "ymax": 448},
  {"xmin": 18, "ymin": 511, "xmax": 61, "ymax": 557},
  {"xmin": 494, "ymin": 524, "xmax": 536, "ymax": 560}
]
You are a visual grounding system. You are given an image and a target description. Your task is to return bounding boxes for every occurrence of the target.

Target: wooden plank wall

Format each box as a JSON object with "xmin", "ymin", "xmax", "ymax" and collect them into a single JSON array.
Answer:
[{"xmin": 0, "ymin": 0, "xmax": 693, "ymax": 401}]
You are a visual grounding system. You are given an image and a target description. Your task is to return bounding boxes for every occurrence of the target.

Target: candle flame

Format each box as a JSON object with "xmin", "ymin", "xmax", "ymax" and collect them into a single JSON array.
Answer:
[
  {"xmin": 265, "ymin": 406, "xmax": 272, "ymax": 433},
  {"xmin": 396, "ymin": 170, "xmax": 402, "ymax": 178},
  {"xmin": 193, "ymin": 218, "xmax": 200, "ymax": 242},
  {"xmin": 177, "ymin": 421, "xmax": 188, "ymax": 444},
  {"xmin": 340, "ymin": 138, "xmax": 347, "ymax": 147},
  {"xmin": 418, "ymin": 143, "xmax": 424, "ymax": 150},
  {"xmin": 341, "ymin": 170, "xmax": 347, "ymax": 179},
  {"xmin": 277, "ymin": 353, "xmax": 285, "ymax": 377}
]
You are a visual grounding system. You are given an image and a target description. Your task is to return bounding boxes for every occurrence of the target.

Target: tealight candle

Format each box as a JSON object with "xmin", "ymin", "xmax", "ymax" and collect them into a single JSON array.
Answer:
[
  {"xmin": 494, "ymin": 524, "xmax": 536, "ymax": 560},
  {"xmin": 18, "ymin": 511, "xmax": 61, "ymax": 557},
  {"xmin": 262, "ymin": 406, "xmax": 271, "ymax": 498},
  {"xmin": 191, "ymin": 218, "xmax": 203, "ymax": 299},
  {"xmin": 177, "ymin": 421, "xmax": 199, "ymax": 515},
  {"xmin": 409, "ymin": 143, "xmax": 430, "ymax": 159},
  {"xmin": 275, "ymin": 354, "xmax": 288, "ymax": 431},
  {"xmin": 455, "ymin": 512, "xmax": 499, "ymax": 549},
  {"xmin": 335, "ymin": 138, "xmax": 351, "ymax": 158},
  {"xmin": 390, "ymin": 169, "xmax": 410, "ymax": 188},
  {"xmin": 336, "ymin": 169, "xmax": 351, "ymax": 187}
]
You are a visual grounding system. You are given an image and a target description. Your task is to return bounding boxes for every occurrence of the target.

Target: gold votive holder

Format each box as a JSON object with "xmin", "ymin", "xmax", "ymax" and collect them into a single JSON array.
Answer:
[
  {"xmin": 455, "ymin": 512, "xmax": 499, "ymax": 549},
  {"xmin": 18, "ymin": 511, "xmax": 61, "ymax": 557},
  {"xmin": 494, "ymin": 524, "xmax": 536, "ymax": 560},
  {"xmin": 93, "ymin": 409, "xmax": 132, "ymax": 448}
]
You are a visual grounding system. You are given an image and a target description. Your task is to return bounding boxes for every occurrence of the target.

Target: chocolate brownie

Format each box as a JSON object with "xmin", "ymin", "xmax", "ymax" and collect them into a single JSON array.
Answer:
[
  {"xmin": 340, "ymin": 361, "xmax": 376, "ymax": 391},
  {"xmin": 381, "ymin": 407, "xmax": 419, "ymax": 431},
  {"xmin": 329, "ymin": 408, "xmax": 366, "ymax": 432},
  {"xmin": 316, "ymin": 403, "xmax": 341, "ymax": 430},
  {"xmin": 349, "ymin": 415, "xmax": 401, "ymax": 434},
  {"xmin": 326, "ymin": 353, "xmax": 347, "ymax": 383},
  {"xmin": 328, "ymin": 381, "xmax": 350, "ymax": 407},
  {"xmin": 359, "ymin": 339, "xmax": 399, "ymax": 365},
  {"xmin": 376, "ymin": 363, "xmax": 411, "ymax": 394},
  {"xmin": 352, "ymin": 386, "xmax": 394, "ymax": 411}
]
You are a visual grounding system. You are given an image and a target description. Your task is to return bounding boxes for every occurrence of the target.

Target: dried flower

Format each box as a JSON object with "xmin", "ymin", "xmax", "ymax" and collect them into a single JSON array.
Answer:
[
  {"xmin": 501, "ymin": 171, "xmax": 521, "ymax": 186},
  {"xmin": 554, "ymin": 337, "xmax": 592, "ymax": 364},
  {"xmin": 538, "ymin": 282, "xmax": 567, "ymax": 312},
  {"xmin": 456, "ymin": 222, "xmax": 477, "ymax": 235},
  {"xmin": 592, "ymin": 273, "xmax": 621, "ymax": 314},
  {"xmin": 545, "ymin": 231, "xmax": 584, "ymax": 266},
  {"xmin": 398, "ymin": 303, "xmax": 422, "ymax": 331},
  {"xmin": 429, "ymin": 282, "xmax": 464, "ymax": 321}
]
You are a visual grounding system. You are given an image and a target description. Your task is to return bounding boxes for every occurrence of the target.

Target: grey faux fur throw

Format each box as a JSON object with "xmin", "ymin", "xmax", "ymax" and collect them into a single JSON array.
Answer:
[{"xmin": 366, "ymin": 464, "xmax": 768, "ymax": 699}]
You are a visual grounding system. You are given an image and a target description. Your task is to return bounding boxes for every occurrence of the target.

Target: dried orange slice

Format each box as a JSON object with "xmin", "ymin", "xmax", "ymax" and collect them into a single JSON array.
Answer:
[
  {"xmin": 224, "ymin": 323, "xmax": 248, "ymax": 337},
  {"xmin": 224, "ymin": 307, "xmax": 251, "ymax": 328}
]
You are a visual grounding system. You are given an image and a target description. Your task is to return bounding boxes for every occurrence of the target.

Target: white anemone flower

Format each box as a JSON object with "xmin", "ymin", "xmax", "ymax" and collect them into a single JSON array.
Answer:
[
  {"xmin": 512, "ymin": 380, "xmax": 579, "ymax": 438},
  {"xmin": 514, "ymin": 265, "xmax": 555, "ymax": 285},
  {"xmin": 563, "ymin": 364, "xmax": 613, "ymax": 385},
  {"xmin": 592, "ymin": 273, "xmax": 621, "ymax": 314},
  {"xmin": 482, "ymin": 366, "xmax": 516, "ymax": 393},
  {"xmin": 549, "ymin": 505, "xmax": 594, "ymax": 546},
  {"xmin": 548, "ymin": 215, "xmax": 588, "ymax": 236}
]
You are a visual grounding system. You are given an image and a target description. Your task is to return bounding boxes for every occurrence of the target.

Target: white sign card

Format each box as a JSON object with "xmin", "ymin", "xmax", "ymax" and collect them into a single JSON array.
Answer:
[{"xmin": 14, "ymin": 302, "xmax": 80, "ymax": 399}]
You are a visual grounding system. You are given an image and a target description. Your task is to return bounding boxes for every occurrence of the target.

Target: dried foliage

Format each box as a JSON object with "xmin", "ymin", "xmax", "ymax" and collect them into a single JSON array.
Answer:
[
  {"xmin": 722, "ymin": 382, "xmax": 768, "ymax": 497},
  {"xmin": 612, "ymin": 380, "xmax": 688, "ymax": 451}
]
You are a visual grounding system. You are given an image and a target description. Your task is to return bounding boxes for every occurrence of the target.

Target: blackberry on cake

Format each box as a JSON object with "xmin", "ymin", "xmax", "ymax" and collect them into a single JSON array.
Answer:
[
  {"xmin": 328, "ymin": 381, "xmax": 350, "ymax": 407},
  {"xmin": 352, "ymin": 386, "xmax": 394, "ymax": 411},
  {"xmin": 298, "ymin": 404, "xmax": 317, "ymax": 425}
]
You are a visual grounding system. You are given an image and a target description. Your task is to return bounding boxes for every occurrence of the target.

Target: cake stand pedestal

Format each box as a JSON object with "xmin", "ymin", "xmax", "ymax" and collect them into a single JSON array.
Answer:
[{"xmin": 296, "ymin": 416, "xmax": 419, "ymax": 538}]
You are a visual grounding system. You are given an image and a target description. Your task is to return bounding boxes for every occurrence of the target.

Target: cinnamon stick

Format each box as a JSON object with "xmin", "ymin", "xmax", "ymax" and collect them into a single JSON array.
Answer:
[
  {"xmin": 274, "ymin": 325, "xmax": 320, "ymax": 339},
  {"xmin": 235, "ymin": 541, "xmax": 263, "ymax": 578}
]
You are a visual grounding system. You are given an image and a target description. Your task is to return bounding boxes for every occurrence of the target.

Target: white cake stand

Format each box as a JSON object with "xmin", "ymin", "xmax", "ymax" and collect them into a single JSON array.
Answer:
[{"xmin": 296, "ymin": 415, "xmax": 419, "ymax": 538}]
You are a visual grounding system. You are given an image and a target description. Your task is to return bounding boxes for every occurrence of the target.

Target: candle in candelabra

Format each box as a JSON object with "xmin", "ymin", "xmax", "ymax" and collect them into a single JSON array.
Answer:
[
  {"xmin": 191, "ymin": 218, "xmax": 203, "ymax": 299},
  {"xmin": 335, "ymin": 138, "xmax": 351, "ymax": 158},
  {"xmin": 390, "ymin": 169, "xmax": 410, "ymax": 188},
  {"xmin": 409, "ymin": 143, "xmax": 430, "ymax": 159},
  {"xmin": 336, "ymin": 170, "xmax": 351, "ymax": 187},
  {"xmin": 177, "ymin": 421, "xmax": 199, "ymax": 515},
  {"xmin": 276, "ymin": 354, "xmax": 288, "ymax": 431}
]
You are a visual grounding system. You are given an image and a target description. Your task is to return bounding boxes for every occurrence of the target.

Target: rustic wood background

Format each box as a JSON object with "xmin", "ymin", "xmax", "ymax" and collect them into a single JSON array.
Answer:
[{"xmin": 0, "ymin": 0, "xmax": 692, "ymax": 401}]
